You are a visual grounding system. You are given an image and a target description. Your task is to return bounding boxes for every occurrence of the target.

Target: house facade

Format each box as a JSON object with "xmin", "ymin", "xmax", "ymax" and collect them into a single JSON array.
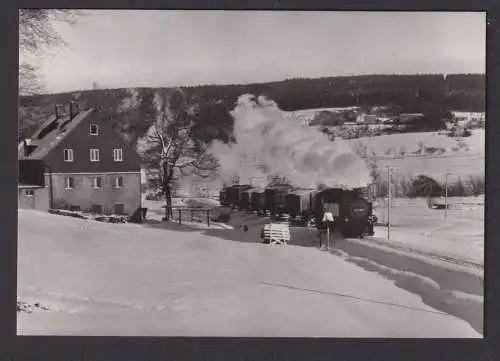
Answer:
[{"xmin": 18, "ymin": 103, "xmax": 143, "ymax": 216}]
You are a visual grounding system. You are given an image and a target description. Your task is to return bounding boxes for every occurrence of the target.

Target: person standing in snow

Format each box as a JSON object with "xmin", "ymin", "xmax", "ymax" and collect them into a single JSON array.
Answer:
[{"xmin": 322, "ymin": 208, "xmax": 336, "ymax": 248}]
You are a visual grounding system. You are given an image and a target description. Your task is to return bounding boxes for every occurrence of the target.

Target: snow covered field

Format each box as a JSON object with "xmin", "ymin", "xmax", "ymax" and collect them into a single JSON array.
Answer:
[
  {"xmin": 349, "ymin": 129, "xmax": 484, "ymax": 157},
  {"xmin": 17, "ymin": 209, "xmax": 480, "ymax": 337},
  {"xmin": 350, "ymin": 129, "xmax": 484, "ymax": 182},
  {"xmin": 373, "ymin": 197, "xmax": 484, "ymax": 264}
]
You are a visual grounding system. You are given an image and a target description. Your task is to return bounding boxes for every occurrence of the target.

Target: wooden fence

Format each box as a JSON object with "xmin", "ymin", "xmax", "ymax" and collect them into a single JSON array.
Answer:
[{"xmin": 164, "ymin": 206, "xmax": 213, "ymax": 227}]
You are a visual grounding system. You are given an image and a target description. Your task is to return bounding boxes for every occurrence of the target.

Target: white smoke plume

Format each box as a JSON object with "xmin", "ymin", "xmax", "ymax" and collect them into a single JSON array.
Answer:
[{"xmin": 209, "ymin": 94, "xmax": 371, "ymax": 189}]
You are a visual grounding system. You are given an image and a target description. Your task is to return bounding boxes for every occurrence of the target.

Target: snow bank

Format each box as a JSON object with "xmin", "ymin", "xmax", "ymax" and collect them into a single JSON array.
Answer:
[
  {"xmin": 18, "ymin": 210, "xmax": 480, "ymax": 337},
  {"xmin": 332, "ymin": 239, "xmax": 483, "ymax": 334}
]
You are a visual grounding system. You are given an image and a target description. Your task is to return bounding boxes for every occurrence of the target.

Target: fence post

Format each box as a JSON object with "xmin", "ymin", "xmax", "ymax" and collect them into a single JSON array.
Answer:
[
  {"xmin": 444, "ymin": 169, "xmax": 449, "ymax": 220},
  {"xmin": 326, "ymin": 224, "xmax": 330, "ymax": 250},
  {"xmin": 206, "ymin": 209, "xmax": 210, "ymax": 227},
  {"xmin": 387, "ymin": 166, "xmax": 391, "ymax": 241},
  {"xmin": 178, "ymin": 208, "xmax": 181, "ymax": 225}
]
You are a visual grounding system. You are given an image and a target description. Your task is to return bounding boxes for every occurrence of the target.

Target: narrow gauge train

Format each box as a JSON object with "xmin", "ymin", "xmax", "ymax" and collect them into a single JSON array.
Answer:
[{"xmin": 219, "ymin": 184, "xmax": 376, "ymax": 238}]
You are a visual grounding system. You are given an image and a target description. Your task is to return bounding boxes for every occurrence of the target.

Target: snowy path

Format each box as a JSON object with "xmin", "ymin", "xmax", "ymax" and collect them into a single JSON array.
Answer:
[{"xmin": 17, "ymin": 210, "xmax": 480, "ymax": 337}]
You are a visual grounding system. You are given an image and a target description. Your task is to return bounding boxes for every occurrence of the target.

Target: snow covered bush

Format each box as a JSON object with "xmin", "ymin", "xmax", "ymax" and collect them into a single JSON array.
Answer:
[
  {"xmin": 145, "ymin": 188, "xmax": 164, "ymax": 201},
  {"xmin": 424, "ymin": 146, "xmax": 446, "ymax": 155},
  {"xmin": 210, "ymin": 206, "xmax": 232, "ymax": 224},
  {"xmin": 48, "ymin": 209, "xmax": 88, "ymax": 219}
]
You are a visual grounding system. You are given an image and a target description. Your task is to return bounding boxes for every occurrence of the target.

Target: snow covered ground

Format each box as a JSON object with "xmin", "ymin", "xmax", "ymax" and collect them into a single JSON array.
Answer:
[
  {"xmin": 373, "ymin": 197, "xmax": 484, "ymax": 264},
  {"xmin": 349, "ymin": 129, "xmax": 484, "ymax": 182},
  {"xmin": 349, "ymin": 129, "xmax": 484, "ymax": 158},
  {"xmin": 17, "ymin": 209, "xmax": 480, "ymax": 337}
]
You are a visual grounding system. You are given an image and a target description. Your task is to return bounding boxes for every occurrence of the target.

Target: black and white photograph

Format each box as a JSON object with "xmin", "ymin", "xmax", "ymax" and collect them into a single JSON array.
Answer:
[{"xmin": 17, "ymin": 10, "xmax": 485, "ymax": 337}]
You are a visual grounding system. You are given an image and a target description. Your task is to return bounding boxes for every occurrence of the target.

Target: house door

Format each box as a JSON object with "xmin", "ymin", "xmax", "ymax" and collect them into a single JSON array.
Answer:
[
  {"xmin": 114, "ymin": 204, "xmax": 124, "ymax": 215},
  {"xmin": 91, "ymin": 204, "xmax": 102, "ymax": 214}
]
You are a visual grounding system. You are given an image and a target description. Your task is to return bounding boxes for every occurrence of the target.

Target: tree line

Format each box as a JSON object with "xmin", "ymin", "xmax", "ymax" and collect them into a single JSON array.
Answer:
[{"xmin": 19, "ymin": 73, "xmax": 484, "ymax": 146}]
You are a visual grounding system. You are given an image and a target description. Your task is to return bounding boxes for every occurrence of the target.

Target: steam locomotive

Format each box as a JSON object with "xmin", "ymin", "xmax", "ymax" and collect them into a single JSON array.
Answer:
[{"xmin": 219, "ymin": 183, "xmax": 377, "ymax": 238}]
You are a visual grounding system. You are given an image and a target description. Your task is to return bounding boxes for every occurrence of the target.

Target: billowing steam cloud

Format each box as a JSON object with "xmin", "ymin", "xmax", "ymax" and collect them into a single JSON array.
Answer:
[{"xmin": 209, "ymin": 94, "xmax": 371, "ymax": 189}]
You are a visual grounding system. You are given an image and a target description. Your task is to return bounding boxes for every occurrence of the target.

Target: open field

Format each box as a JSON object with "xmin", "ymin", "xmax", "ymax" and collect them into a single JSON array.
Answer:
[
  {"xmin": 17, "ymin": 209, "xmax": 480, "ymax": 337},
  {"xmin": 373, "ymin": 197, "xmax": 484, "ymax": 264},
  {"xmin": 350, "ymin": 129, "xmax": 484, "ymax": 157}
]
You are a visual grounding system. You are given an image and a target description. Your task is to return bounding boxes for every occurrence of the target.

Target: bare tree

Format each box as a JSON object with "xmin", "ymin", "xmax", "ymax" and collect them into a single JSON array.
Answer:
[
  {"xmin": 19, "ymin": 9, "xmax": 82, "ymax": 95},
  {"xmin": 18, "ymin": 63, "xmax": 43, "ymax": 95},
  {"xmin": 137, "ymin": 89, "xmax": 218, "ymax": 220}
]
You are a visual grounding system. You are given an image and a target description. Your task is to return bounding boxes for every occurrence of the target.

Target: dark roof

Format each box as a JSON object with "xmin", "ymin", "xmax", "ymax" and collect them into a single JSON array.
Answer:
[
  {"xmin": 18, "ymin": 108, "xmax": 95, "ymax": 160},
  {"xmin": 288, "ymin": 188, "xmax": 316, "ymax": 196}
]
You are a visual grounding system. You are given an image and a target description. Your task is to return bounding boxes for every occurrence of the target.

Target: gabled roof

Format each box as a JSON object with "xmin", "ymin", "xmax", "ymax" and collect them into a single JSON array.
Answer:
[
  {"xmin": 18, "ymin": 108, "xmax": 95, "ymax": 160},
  {"xmin": 288, "ymin": 188, "xmax": 316, "ymax": 196}
]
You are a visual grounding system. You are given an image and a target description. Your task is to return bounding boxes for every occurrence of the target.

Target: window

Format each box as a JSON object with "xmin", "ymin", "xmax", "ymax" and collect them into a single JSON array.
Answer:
[
  {"xmin": 69, "ymin": 205, "xmax": 81, "ymax": 212},
  {"xmin": 91, "ymin": 176, "xmax": 102, "ymax": 189},
  {"xmin": 90, "ymin": 124, "xmax": 99, "ymax": 135},
  {"xmin": 25, "ymin": 189, "xmax": 34, "ymax": 197},
  {"xmin": 113, "ymin": 148, "xmax": 123, "ymax": 162},
  {"xmin": 64, "ymin": 149, "xmax": 74, "ymax": 162},
  {"xmin": 64, "ymin": 176, "xmax": 74, "ymax": 189},
  {"xmin": 90, "ymin": 149, "xmax": 100, "ymax": 162},
  {"xmin": 113, "ymin": 176, "xmax": 123, "ymax": 188}
]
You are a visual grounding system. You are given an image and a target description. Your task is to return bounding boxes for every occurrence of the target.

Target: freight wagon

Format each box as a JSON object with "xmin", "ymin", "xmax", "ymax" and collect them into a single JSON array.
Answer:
[
  {"xmin": 264, "ymin": 185, "xmax": 294, "ymax": 216},
  {"xmin": 284, "ymin": 188, "xmax": 317, "ymax": 219}
]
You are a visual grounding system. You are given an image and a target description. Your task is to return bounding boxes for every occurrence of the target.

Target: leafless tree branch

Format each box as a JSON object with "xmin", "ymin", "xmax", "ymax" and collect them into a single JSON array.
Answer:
[{"xmin": 19, "ymin": 9, "xmax": 83, "ymax": 95}]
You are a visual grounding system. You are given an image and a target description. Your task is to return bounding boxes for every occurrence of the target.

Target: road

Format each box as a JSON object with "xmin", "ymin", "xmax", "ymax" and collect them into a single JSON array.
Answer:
[{"xmin": 17, "ymin": 209, "xmax": 480, "ymax": 337}]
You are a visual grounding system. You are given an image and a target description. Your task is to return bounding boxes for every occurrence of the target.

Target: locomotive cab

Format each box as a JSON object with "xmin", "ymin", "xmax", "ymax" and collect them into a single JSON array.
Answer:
[{"xmin": 315, "ymin": 188, "xmax": 374, "ymax": 238}]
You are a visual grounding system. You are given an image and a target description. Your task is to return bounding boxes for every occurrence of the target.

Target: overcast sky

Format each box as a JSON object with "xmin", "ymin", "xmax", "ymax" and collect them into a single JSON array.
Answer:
[{"xmin": 35, "ymin": 10, "xmax": 486, "ymax": 93}]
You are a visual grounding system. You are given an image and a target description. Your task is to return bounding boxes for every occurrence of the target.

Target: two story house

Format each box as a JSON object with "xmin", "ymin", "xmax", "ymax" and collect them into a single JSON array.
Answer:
[{"xmin": 18, "ymin": 103, "xmax": 143, "ymax": 217}]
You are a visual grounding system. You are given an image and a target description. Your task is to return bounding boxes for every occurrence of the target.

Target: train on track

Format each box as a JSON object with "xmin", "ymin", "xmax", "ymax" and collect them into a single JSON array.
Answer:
[{"xmin": 219, "ymin": 183, "xmax": 377, "ymax": 238}]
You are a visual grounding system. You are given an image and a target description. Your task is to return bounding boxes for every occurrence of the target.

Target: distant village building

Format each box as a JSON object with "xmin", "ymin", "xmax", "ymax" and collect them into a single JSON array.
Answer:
[
  {"xmin": 356, "ymin": 114, "xmax": 378, "ymax": 124},
  {"xmin": 452, "ymin": 111, "xmax": 485, "ymax": 126},
  {"xmin": 18, "ymin": 103, "xmax": 143, "ymax": 216},
  {"xmin": 398, "ymin": 113, "xmax": 425, "ymax": 123}
]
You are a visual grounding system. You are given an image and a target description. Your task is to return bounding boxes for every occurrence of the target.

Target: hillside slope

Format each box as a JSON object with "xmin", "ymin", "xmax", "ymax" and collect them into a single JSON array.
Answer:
[{"xmin": 17, "ymin": 209, "xmax": 479, "ymax": 337}]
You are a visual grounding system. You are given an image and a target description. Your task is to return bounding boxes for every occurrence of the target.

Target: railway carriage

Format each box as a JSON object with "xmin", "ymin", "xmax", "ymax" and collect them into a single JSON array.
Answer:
[
  {"xmin": 250, "ymin": 188, "xmax": 266, "ymax": 213},
  {"xmin": 240, "ymin": 187, "xmax": 265, "ymax": 210},
  {"xmin": 221, "ymin": 184, "xmax": 252, "ymax": 209},
  {"xmin": 285, "ymin": 188, "xmax": 317, "ymax": 219},
  {"xmin": 264, "ymin": 185, "xmax": 294, "ymax": 216}
]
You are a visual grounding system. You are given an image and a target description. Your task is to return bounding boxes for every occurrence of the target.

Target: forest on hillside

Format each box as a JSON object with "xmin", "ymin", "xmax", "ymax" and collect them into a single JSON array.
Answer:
[{"xmin": 19, "ymin": 73, "xmax": 485, "ymax": 146}]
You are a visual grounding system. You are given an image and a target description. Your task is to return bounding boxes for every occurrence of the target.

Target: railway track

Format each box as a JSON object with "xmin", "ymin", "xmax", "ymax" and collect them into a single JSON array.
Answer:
[{"xmin": 358, "ymin": 236, "xmax": 484, "ymax": 271}]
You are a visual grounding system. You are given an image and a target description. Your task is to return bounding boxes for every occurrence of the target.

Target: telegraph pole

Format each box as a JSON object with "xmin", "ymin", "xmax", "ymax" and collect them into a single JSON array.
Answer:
[
  {"xmin": 444, "ymin": 169, "xmax": 449, "ymax": 220},
  {"xmin": 387, "ymin": 166, "xmax": 392, "ymax": 241}
]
